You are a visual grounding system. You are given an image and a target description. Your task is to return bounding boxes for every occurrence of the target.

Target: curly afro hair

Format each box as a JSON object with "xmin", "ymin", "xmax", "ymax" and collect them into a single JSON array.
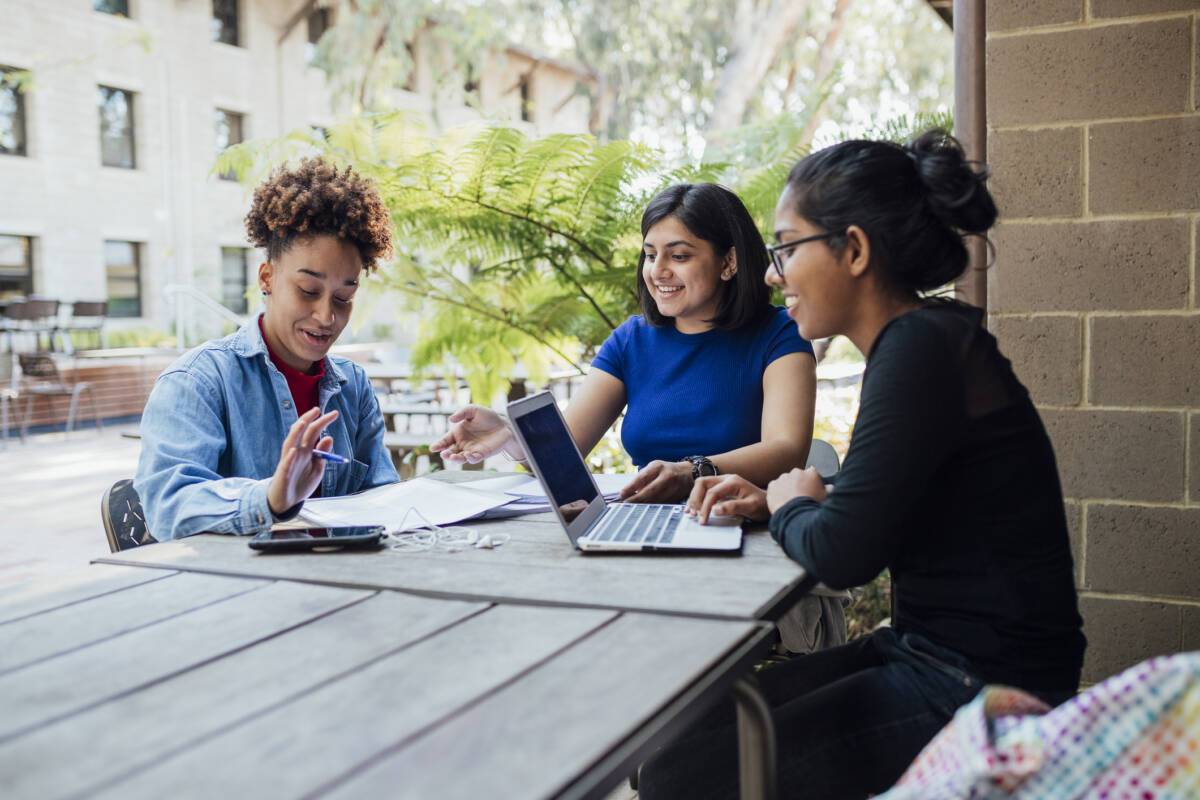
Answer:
[{"xmin": 245, "ymin": 157, "xmax": 393, "ymax": 270}]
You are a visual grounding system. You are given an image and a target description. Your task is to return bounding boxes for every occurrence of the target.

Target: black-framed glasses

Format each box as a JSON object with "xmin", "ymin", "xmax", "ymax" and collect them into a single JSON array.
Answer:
[{"xmin": 766, "ymin": 230, "xmax": 845, "ymax": 279}]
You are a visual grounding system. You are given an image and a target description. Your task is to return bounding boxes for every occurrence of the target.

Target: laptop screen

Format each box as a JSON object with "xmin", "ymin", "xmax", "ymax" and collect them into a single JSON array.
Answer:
[{"xmin": 511, "ymin": 402, "xmax": 599, "ymax": 513}]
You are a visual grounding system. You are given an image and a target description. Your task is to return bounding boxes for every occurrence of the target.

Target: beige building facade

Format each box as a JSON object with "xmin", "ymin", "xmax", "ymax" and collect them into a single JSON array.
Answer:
[
  {"xmin": 984, "ymin": 1, "xmax": 1200, "ymax": 682},
  {"xmin": 0, "ymin": 0, "xmax": 591, "ymax": 341}
]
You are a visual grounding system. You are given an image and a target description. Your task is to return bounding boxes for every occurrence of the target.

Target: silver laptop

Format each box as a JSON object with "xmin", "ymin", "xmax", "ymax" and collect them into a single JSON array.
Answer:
[{"xmin": 507, "ymin": 391, "xmax": 742, "ymax": 553}]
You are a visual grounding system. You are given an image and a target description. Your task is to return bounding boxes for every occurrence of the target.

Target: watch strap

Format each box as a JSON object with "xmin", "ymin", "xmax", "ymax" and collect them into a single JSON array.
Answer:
[{"xmin": 683, "ymin": 455, "xmax": 719, "ymax": 479}]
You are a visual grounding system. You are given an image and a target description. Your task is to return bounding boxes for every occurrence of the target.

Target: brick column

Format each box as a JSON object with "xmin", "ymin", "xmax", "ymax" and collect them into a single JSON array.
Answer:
[{"xmin": 986, "ymin": 1, "xmax": 1200, "ymax": 684}]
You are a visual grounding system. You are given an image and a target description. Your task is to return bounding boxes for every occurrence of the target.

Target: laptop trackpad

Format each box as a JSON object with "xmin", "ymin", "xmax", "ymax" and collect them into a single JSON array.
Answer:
[
  {"xmin": 692, "ymin": 513, "xmax": 740, "ymax": 527},
  {"xmin": 673, "ymin": 513, "xmax": 742, "ymax": 550}
]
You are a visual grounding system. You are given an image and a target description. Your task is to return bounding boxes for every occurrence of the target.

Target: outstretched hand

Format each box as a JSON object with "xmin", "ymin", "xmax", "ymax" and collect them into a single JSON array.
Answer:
[
  {"xmin": 431, "ymin": 404, "xmax": 524, "ymax": 465},
  {"xmin": 618, "ymin": 460, "xmax": 694, "ymax": 504},
  {"xmin": 685, "ymin": 474, "xmax": 769, "ymax": 524},
  {"xmin": 267, "ymin": 407, "xmax": 339, "ymax": 516}
]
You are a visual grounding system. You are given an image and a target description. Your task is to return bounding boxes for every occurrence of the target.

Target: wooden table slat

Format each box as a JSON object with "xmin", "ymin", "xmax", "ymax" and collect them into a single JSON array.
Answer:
[
  {"xmin": 0, "ymin": 590, "xmax": 487, "ymax": 799},
  {"xmin": 88, "ymin": 604, "xmax": 617, "ymax": 800},
  {"xmin": 322, "ymin": 613, "xmax": 760, "ymax": 800},
  {"xmin": 96, "ymin": 531, "xmax": 806, "ymax": 620},
  {"xmin": 0, "ymin": 572, "xmax": 266, "ymax": 675},
  {"xmin": 0, "ymin": 564, "xmax": 177, "ymax": 625},
  {"xmin": 0, "ymin": 579, "xmax": 369, "ymax": 743}
]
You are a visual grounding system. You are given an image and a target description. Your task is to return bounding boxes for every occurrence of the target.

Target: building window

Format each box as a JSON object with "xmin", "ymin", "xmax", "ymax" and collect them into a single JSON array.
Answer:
[
  {"xmin": 306, "ymin": 7, "xmax": 329, "ymax": 64},
  {"xmin": 104, "ymin": 240, "xmax": 141, "ymax": 317},
  {"xmin": 212, "ymin": 0, "xmax": 239, "ymax": 46},
  {"xmin": 214, "ymin": 109, "xmax": 243, "ymax": 180},
  {"xmin": 0, "ymin": 234, "xmax": 33, "ymax": 300},
  {"xmin": 402, "ymin": 42, "xmax": 416, "ymax": 92},
  {"xmin": 220, "ymin": 247, "xmax": 248, "ymax": 313},
  {"xmin": 0, "ymin": 67, "xmax": 27, "ymax": 157},
  {"xmin": 463, "ymin": 62, "xmax": 479, "ymax": 100},
  {"xmin": 98, "ymin": 86, "xmax": 135, "ymax": 169},
  {"xmin": 93, "ymin": 0, "xmax": 129, "ymax": 16},
  {"xmin": 519, "ymin": 76, "xmax": 532, "ymax": 122}
]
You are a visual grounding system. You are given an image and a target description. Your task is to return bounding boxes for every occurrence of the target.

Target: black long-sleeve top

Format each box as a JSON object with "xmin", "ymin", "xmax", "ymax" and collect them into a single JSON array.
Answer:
[{"xmin": 770, "ymin": 300, "xmax": 1085, "ymax": 692}]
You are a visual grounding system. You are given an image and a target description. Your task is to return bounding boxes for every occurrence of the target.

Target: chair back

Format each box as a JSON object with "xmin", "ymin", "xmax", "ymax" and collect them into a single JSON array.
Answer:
[
  {"xmin": 4, "ymin": 297, "xmax": 30, "ymax": 321},
  {"xmin": 25, "ymin": 298, "xmax": 58, "ymax": 321},
  {"xmin": 17, "ymin": 352, "xmax": 61, "ymax": 383},
  {"xmin": 101, "ymin": 478, "xmax": 157, "ymax": 552},
  {"xmin": 805, "ymin": 438, "xmax": 841, "ymax": 479},
  {"xmin": 71, "ymin": 300, "xmax": 108, "ymax": 318}
]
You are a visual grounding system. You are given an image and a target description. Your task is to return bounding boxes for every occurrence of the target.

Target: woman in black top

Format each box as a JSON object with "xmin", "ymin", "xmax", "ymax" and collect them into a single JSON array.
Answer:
[{"xmin": 639, "ymin": 131, "xmax": 1086, "ymax": 800}]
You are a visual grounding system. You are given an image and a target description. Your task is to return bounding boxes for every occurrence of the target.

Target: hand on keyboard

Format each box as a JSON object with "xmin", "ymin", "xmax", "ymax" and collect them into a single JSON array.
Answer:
[{"xmin": 685, "ymin": 475, "xmax": 769, "ymax": 524}]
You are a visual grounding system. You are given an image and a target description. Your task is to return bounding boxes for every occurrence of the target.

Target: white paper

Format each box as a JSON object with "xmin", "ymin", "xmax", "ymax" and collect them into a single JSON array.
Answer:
[
  {"xmin": 296, "ymin": 478, "xmax": 514, "ymax": 532},
  {"xmin": 463, "ymin": 474, "xmax": 540, "ymax": 494},
  {"xmin": 465, "ymin": 472, "xmax": 632, "ymax": 502}
]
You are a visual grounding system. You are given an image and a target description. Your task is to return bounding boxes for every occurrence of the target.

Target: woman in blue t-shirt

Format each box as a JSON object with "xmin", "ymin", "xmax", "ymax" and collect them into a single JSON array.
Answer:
[{"xmin": 433, "ymin": 182, "xmax": 817, "ymax": 504}]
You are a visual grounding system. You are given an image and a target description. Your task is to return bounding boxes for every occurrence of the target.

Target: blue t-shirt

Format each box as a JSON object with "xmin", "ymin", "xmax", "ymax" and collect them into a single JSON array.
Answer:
[{"xmin": 590, "ymin": 306, "xmax": 813, "ymax": 467}]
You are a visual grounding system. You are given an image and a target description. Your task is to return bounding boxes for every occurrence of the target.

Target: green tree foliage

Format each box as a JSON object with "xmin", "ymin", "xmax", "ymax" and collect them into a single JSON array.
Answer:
[
  {"xmin": 309, "ymin": 0, "xmax": 951, "ymax": 146},
  {"xmin": 219, "ymin": 113, "xmax": 720, "ymax": 400},
  {"xmin": 313, "ymin": 0, "xmax": 506, "ymax": 114},
  {"xmin": 217, "ymin": 109, "xmax": 948, "ymax": 403}
]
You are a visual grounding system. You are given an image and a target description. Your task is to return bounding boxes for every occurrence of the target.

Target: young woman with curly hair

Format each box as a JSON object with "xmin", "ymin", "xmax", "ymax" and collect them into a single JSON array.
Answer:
[{"xmin": 135, "ymin": 157, "xmax": 399, "ymax": 540}]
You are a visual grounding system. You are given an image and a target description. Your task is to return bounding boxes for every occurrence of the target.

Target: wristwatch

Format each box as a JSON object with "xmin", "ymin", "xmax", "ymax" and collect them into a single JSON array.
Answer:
[{"xmin": 683, "ymin": 455, "xmax": 719, "ymax": 479}]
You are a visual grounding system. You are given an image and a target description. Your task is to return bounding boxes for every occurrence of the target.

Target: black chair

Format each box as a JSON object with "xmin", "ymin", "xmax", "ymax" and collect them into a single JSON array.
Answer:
[{"xmin": 101, "ymin": 478, "xmax": 157, "ymax": 552}]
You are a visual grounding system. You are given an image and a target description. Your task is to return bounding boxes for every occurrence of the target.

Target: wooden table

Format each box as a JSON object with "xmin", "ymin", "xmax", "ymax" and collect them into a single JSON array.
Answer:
[
  {"xmin": 92, "ymin": 514, "xmax": 809, "ymax": 621},
  {"xmin": 0, "ymin": 565, "xmax": 777, "ymax": 799},
  {"xmin": 3, "ymin": 496, "xmax": 812, "ymax": 798}
]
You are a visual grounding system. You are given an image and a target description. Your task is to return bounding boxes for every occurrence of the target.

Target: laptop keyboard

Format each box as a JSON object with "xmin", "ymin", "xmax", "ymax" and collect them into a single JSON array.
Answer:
[{"xmin": 586, "ymin": 503, "xmax": 683, "ymax": 545}]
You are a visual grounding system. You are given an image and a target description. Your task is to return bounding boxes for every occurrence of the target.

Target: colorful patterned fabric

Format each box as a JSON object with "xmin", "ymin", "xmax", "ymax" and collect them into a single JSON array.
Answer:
[{"xmin": 878, "ymin": 652, "xmax": 1200, "ymax": 800}]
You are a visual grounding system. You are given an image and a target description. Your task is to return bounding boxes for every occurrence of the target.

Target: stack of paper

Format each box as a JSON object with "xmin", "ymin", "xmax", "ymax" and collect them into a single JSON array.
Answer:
[{"xmin": 294, "ymin": 478, "xmax": 513, "ymax": 532}]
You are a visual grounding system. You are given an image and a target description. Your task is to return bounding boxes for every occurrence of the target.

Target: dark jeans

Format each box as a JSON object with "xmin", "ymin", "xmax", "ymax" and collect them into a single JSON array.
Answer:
[{"xmin": 639, "ymin": 628, "xmax": 986, "ymax": 800}]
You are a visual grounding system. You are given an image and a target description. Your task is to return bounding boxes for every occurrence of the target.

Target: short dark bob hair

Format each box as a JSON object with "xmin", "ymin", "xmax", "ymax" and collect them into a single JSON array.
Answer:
[
  {"xmin": 636, "ymin": 183, "xmax": 771, "ymax": 330},
  {"xmin": 783, "ymin": 129, "xmax": 997, "ymax": 295}
]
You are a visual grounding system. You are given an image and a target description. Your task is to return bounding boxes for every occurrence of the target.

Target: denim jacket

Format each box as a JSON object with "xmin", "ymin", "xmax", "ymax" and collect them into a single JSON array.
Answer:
[{"xmin": 134, "ymin": 317, "xmax": 398, "ymax": 540}]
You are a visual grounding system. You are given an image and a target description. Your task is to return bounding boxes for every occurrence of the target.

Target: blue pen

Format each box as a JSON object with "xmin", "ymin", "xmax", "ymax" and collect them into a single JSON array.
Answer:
[{"xmin": 311, "ymin": 449, "xmax": 350, "ymax": 464}]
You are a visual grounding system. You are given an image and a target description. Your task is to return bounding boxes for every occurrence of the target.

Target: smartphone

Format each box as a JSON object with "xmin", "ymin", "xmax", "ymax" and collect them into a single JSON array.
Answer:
[{"xmin": 248, "ymin": 526, "xmax": 386, "ymax": 553}]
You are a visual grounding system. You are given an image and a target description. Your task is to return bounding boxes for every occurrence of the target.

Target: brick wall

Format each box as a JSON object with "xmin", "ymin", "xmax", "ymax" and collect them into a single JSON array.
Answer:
[{"xmin": 986, "ymin": 1, "xmax": 1200, "ymax": 683}]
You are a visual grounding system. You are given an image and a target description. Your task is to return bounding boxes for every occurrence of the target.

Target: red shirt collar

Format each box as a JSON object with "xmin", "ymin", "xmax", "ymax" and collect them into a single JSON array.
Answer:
[
  {"xmin": 259, "ymin": 318, "xmax": 324, "ymax": 419},
  {"xmin": 259, "ymin": 317, "xmax": 325, "ymax": 380}
]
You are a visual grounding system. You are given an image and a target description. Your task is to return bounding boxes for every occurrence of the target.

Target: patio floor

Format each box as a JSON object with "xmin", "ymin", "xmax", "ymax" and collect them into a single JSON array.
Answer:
[{"xmin": 0, "ymin": 423, "xmax": 142, "ymax": 588}]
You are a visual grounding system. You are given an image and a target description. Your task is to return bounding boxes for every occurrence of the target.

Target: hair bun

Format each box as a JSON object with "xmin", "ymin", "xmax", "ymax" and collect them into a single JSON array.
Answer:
[{"xmin": 906, "ymin": 130, "xmax": 996, "ymax": 235}]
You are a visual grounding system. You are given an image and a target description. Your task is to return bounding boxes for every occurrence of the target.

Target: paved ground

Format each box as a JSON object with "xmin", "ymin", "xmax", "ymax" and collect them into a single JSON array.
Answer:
[
  {"xmin": 0, "ymin": 423, "xmax": 496, "ymax": 588},
  {"xmin": 0, "ymin": 423, "xmax": 143, "ymax": 588}
]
